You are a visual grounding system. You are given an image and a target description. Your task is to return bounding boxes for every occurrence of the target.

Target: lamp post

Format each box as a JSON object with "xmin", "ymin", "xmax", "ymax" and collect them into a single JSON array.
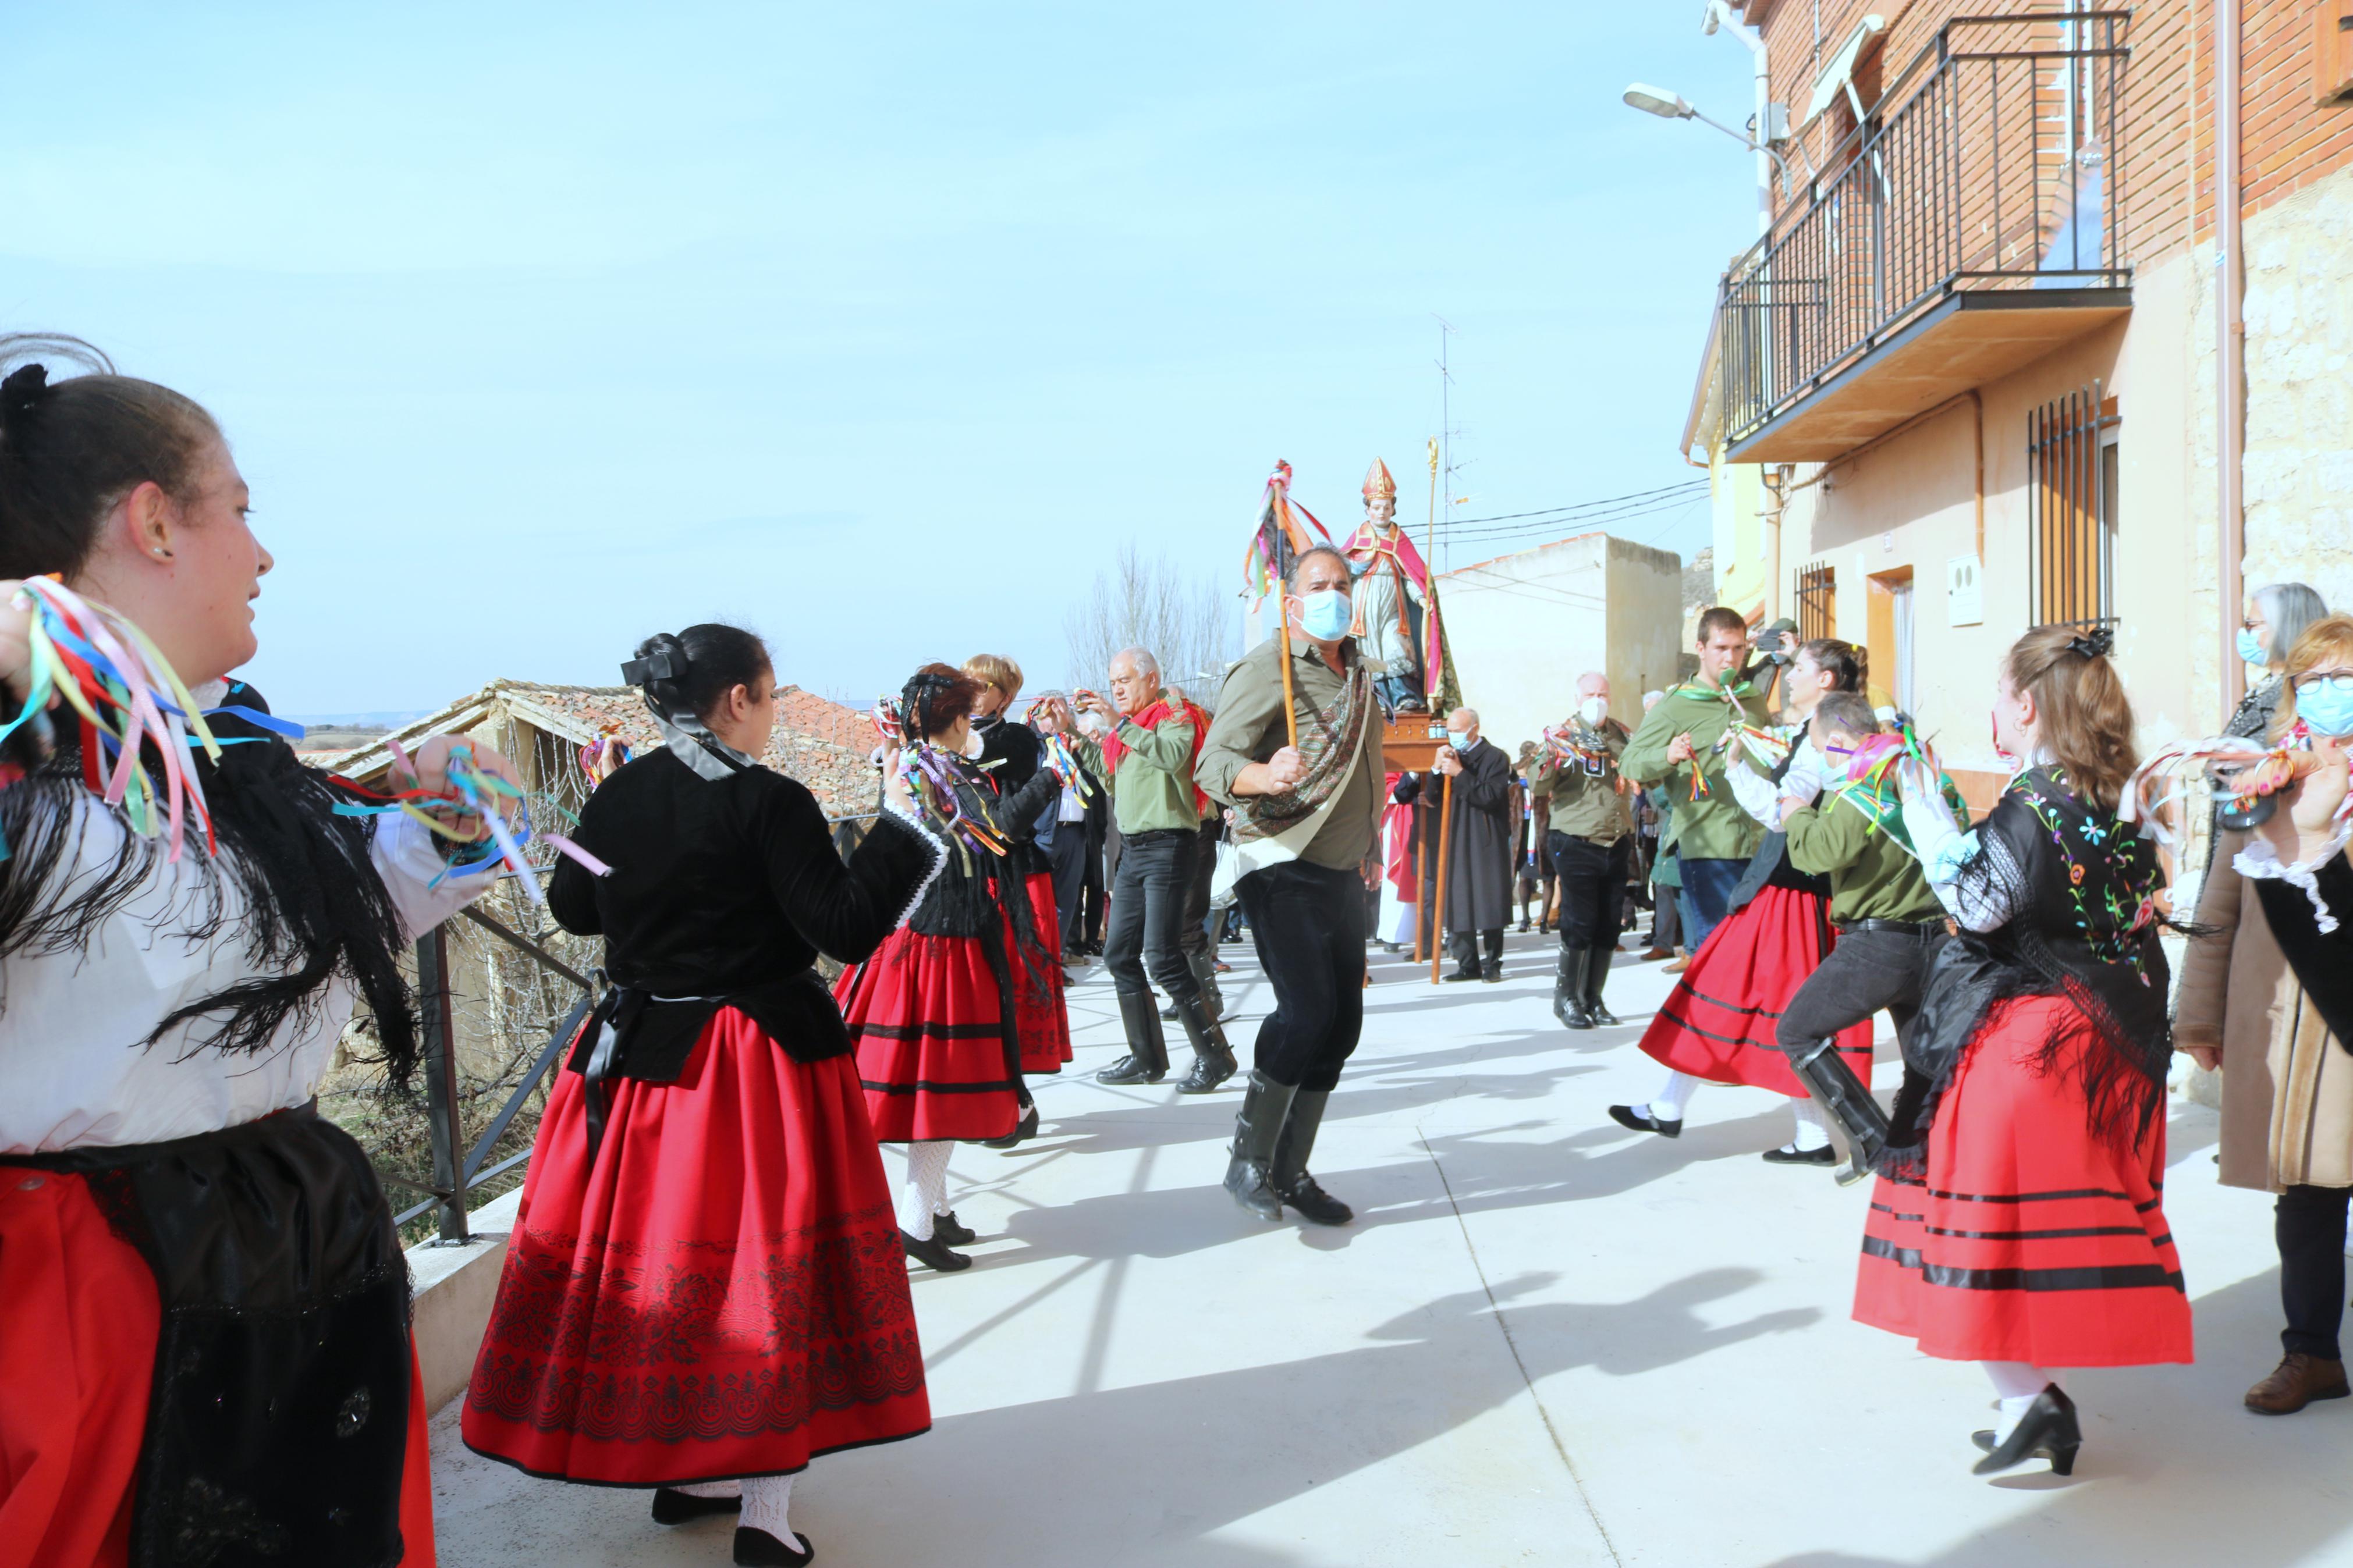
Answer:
[{"xmin": 1622, "ymin": 82, "xmax": 1793, "ymax": 239}]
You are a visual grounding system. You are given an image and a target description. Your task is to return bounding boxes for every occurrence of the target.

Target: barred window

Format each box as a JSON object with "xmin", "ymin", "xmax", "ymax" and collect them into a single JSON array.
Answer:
[
  {"xmin": 1795, "ymin": 561, "xmax": 1836, "ymax": 641},
  {"xmin": 2028, "ymin": 382, "xmax": 2120, "ymax": 630}
]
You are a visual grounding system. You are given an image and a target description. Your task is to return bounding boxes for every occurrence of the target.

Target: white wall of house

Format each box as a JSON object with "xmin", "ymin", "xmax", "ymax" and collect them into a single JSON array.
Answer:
[{"xmin": 1435, "ymin": 532, "xmax": 1683, "ymax": 751}]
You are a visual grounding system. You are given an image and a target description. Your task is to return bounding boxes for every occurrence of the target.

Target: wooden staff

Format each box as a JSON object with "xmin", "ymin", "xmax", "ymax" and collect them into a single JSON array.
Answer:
[
  {"xmin": 1276, "ymin": 612, "xmax": 1300, "ymax": 751},
  {"xmin": 1428, "ymin": 766, "xmax": 1454, "ymax": 986},
  {"xmin": 1416, "ymin": 781, "xmax": 1436, "ymax": 963}
]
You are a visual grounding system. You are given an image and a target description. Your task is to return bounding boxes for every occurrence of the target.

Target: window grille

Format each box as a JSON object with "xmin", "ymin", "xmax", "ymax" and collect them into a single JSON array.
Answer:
[
  {"xmin": 1795, "ymin": 562, "xmax": 1837, "ymax": 641},
  {"xmin": 2027, "ymin": 381, "xmax": 2120, "ymax": 630}
]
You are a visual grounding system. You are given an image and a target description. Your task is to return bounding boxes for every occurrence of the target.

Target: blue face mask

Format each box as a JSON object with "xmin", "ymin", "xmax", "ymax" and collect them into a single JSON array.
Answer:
[
  {"xmin": 2238, "ymin": 627, "xmax": 2269, "ymax": 668},
  {"xmin": 2298, "ymin": 676, "xmax": 2353, "ymax": 738},
  {"xmin": 1447, "ymin": 730, "xmax": 1471, "ymax": 751},
  {"xmin": 1297, "ymin": 588, "xmax": 1353, "ymax": 642}
]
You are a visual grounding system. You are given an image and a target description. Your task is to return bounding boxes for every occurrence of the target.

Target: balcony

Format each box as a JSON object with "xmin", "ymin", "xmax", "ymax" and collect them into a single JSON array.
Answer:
[{"xmin": 1718, "ymin": 12, "xmax": 2131, "ymax": 463}]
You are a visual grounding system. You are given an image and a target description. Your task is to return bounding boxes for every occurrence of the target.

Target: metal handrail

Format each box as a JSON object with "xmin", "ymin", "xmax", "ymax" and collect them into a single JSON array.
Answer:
[
  {"xmin": 1717, "ymin": 12, "xmax": 2131, "ymax": 449},
  {"xmin": 393, "ymin": 875, "xmax": 597, "ymax": 1239}
]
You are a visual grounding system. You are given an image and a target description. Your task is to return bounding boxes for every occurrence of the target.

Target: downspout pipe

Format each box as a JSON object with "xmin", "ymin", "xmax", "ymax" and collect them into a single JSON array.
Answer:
[
  {"xmin": 2217, "ymin": 0, "xmax": 2246, "ymax": 719},
  {"xmin": 1705, "ymin": 0, "xmax": 1775, "ymax": 237}
]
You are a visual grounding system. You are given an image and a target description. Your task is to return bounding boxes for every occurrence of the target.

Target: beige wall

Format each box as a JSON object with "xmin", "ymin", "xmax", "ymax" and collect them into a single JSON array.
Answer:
[{"xmin": 1436, "ymin": 533, "xmax": 1682, "ymax": 751}]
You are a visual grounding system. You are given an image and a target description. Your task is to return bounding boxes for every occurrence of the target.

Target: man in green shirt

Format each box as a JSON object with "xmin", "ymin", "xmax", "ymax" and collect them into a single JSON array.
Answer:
[
  {"xmin": 1062, "ymin": 647, "xmax": 1235, "ymax": 1092},
  {"xmin": 1197, "ymin": 544, "xmax": 1385, "ymax": 1227},
  {"xmin": 1621, "ymin": 606, "xmax": 1770, "ymax": 954},
  {"xmin": 1772, "ymin": 691, "xmax": 1962, "ymax": 1181},
  {"xmin": 1531, "ymin": 671, "xmax": 1634, "ymax": 1031}
]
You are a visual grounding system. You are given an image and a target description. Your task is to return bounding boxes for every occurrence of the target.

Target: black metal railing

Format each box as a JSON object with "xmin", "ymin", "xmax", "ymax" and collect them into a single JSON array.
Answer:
[
  {"xmin": 380, "ymin": 900, "xmax": 592, "ymax": 1243},
  {"xmin": 1719, "ymin": 12, "xmax": 2130, "ymax": 447}
]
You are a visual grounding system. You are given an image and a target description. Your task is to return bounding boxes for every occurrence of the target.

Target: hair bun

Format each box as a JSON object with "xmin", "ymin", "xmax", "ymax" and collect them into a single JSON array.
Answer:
[
  {"xmin": 1, "ymin": 363, "xmax": 49, "ymax": 425},
  {"xmin": 2068, "ymin": 627, "xmax": 2116, "ymax": 661}
]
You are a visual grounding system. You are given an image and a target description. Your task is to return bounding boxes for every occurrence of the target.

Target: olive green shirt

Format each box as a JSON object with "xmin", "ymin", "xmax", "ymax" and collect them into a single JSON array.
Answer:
[
  {"xmin": 1621, "ymin": 678, "xmax": 1771, "ymax": 862},
  {"xmin": 1783, "ymin": 791, "xmax": 1947, "ymax": 925},
  {"xmin": 1531, "ymin": 721, "xmax": 1632, "ymax": 844},
  {"xmin": 1069, "ymin": 714, "xmax": 1200, "ymax": 836},
  {"xmin": 1197, "ymin": 634, "xmax": 1383, "ymax": 872}
]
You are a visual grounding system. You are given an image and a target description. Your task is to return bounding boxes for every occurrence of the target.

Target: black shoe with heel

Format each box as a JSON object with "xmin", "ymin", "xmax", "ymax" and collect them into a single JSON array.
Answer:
[
  {"xmin": 979, "ymin": 1104, "xmax": 1038, "ymax": 1149},
  {"xmin": 900, "ymin": 1228, "xmax": 972, "ymax": 1272},
  {"xmin": 733, "ymin": 1525, "xmax": 815, "ymax": 1566},
  {"xmin": 929, "ymin": 1210, "xmax": 977, "ymax": 1247},
  {"xmin": 1971, "ymin": 1385, "xmax": 2082, "ymax": 1476}
]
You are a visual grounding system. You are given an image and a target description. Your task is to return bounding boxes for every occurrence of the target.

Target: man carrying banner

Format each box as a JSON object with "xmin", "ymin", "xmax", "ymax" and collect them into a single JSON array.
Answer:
[{"xmin": 1199, "ymin": 543, "xmax": 1386, "ymax": 1226}]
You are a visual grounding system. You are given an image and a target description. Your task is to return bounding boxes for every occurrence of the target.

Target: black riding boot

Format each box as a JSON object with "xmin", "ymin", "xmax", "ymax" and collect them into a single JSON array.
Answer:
[
  {"xmin": 1788, "ymin": 1037, "xmax": 1891, "ymax": 1185},
  {"xmin": 1099, "ymin": 990, "xmax": 1170, "ymax": 1085},
  {"xmin": 1172, "ymin": 994, "xmax": 1238, "ymax": 1094},
  {"xmin": 1271, "ymin": 1089, "xmax": 1353, "ymax": 1225},
  {"xmin": 1583, "ymin": 944, "xmax": 1619, "ymax": 1026},
  {"xmin": 1188, "ymin": 949, "xmax": 1226, "ymax": 1021},
  {"xmin": 1223, "ymin": 1071, "xmax": 1298, "ymax": 1220},
  {"xmin": 1556, "ymin": 946, "xmax": 1593, "ymax": 1029}
]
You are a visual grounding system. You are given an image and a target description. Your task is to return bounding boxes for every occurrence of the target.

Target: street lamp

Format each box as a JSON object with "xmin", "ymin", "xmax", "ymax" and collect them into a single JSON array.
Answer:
[{"xmin": 1621, "ymin": 81, "xmax": 1795, "ymax": 230}]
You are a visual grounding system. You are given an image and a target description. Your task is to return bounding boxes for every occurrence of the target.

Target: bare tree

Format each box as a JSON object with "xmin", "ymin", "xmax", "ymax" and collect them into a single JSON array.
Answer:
[{"xmin": 1063, "ymin": 543, "xmax": 1239, "ymax": 705}]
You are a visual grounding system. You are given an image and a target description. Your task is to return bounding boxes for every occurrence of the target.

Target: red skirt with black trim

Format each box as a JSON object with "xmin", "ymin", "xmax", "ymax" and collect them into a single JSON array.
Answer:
[
  {"xmin": 462, "ymin": 1008, "xmax": 929, "ymax": 1485},
  {"xmin": 0, "ymin": 1170, "xmax": 437, "ymax": 1566},
  {"xmin": 1852, "ymin": 994, "xmax": 2192, "ymax": 1367},
  {"xmin": 839, "ymin": 930, "xmax": 1024, "ymax": 1142},
  {"xmin": 1637, "ymin": 884, "xmax": 1874, "ymax": 1097},
  {"xmin": 1013, "ymin": 872, "xmax": 1073, "ymax": 1073}
]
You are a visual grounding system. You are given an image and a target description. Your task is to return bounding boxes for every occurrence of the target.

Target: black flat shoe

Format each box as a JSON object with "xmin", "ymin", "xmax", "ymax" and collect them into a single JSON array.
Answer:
[
  {"xmin": 1607, "ymin": 1104, "xmax": 1682, "ymax": 1139},
  {"xmin": 1761, "ymin": 1143, "xmax": 1839, "ymax": 1166},
  {"xmin": 929, "ymin": 1210, "xmax": 977, "ymax": 1247},
  {"xmin": 1442, "ymin": 968, "xmax": 1482, "ymax": 983},
  {"xmin": 980, "ymin": 1104, "xmax": 1039, "ymax": 1149},
  {"xmin": 1481, "ymin": 966, "xmax": 1504, "ymax": 984},
  {"xmin": 733, "ymin": 1524, "xmax": 814, "ymax": 1566},
  {"xmin": 652, "ymin": 1487, "xmax": 742, "ymax": 1524},
  {"xmin": 900, "ymin": 1228, "xmax": 973, "ymax": 1272},
  {"xmin": 1971, "ymin": 1385, "xmax": 2082, "ymax": 1476}
]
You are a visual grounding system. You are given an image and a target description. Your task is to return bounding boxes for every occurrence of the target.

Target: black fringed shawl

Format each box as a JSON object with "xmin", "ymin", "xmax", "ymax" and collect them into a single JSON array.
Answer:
[
  {"xmin": 1893, "ymin": 766, "xmax": 2175, "ymax": 1169},
  {"xmin": 0, "ymin": 684, "xmax": 420, "ymax": 1084}
]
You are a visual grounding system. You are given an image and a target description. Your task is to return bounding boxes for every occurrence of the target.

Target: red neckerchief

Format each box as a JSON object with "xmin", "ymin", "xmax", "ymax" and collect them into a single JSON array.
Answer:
[{"xmin": 1100, "ymin": 699, "xmax": 1210, "ymax": 813}]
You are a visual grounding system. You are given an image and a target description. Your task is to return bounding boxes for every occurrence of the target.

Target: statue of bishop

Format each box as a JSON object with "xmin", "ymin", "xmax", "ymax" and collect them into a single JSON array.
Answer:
[{"xmin": 1342, "ymin": 458, "xmax": 1449, "ymax": 714}]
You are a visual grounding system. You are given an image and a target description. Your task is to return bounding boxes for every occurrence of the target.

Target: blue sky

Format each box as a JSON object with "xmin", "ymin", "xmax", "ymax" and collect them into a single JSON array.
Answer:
[{"xmin": 4, "ymin": 3, "xmax": 1759, "ymax": 714}]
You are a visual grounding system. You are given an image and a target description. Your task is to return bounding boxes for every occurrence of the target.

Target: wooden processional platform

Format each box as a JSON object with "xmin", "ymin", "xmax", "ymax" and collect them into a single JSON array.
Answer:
[{"xmin": 1380, "ymin": 712, "xmax": 1449, "ymax": 771}]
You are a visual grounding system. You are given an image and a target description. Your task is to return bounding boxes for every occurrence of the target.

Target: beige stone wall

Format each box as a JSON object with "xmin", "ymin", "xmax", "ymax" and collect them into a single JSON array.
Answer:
[{"xmin": 2240, "ymin": 162, "xmax": 2353, "ymax": 614}]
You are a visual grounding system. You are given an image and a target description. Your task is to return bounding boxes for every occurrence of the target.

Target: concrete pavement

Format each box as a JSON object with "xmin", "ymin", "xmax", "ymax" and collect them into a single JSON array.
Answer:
[{"xmin": 431, "ymin": 930, "xmax": 2353, "ymax": 1566}]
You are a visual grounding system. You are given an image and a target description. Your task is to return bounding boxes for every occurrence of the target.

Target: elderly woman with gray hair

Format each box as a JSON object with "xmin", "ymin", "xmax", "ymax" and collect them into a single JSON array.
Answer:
[{"xmin": 2230, "ymin": 582, "xmax": 2330, "ymax": 738}]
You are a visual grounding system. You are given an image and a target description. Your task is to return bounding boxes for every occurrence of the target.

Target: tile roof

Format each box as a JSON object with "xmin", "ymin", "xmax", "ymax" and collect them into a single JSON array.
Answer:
[{"xmin": 323, "ymin": 679, "xmax": 881, "ymax": 819}]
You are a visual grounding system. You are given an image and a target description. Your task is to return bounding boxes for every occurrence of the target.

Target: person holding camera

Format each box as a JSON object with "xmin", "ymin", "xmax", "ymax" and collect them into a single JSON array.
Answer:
[
  {"xmin": 2178, "ymin": 611, "xmax": 2353, "ymax": 1416},
  {"xmin": 1531, "ymin": 673, "xmax": 1632, "ymax": 1027}
]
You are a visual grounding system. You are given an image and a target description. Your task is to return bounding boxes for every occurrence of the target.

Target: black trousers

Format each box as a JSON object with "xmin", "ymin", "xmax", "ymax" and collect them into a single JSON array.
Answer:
[
  {"xmin": 2279, "ymin": 1183, "xmax": 2353, "ymax": 1361},
  {"xmin": 1448, "ymin": 928, "xmax": 1504, "ymax": 972},
  {"xmin": 1235, "ymin": 859, "xmax": 1366, "ymax": 1091},
  {"xmin": 1179, "ymin": 819, "xmax": 1219, "ymax": 959},
  {"xmin": 1552, "ymin": 832, "xmax": 1632, "ymax": 955},
  {"xmin": 1103, "ymin": 829, "xmax": 1201, "ymax": 1006},
  {"xmin": 1048, "ymin": 827, "xmax": 1088, "ymax": 958},
  {"xmin": 1774, "ymin": 926, "xmax": 1946, "ymax": 1057},
  {"xmin": 1647, "ymin": 872, "xmax": 1681, "ymax": 948}
]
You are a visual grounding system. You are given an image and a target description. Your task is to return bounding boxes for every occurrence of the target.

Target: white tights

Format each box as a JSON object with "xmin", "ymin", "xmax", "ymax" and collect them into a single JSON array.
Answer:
[
  {"xmin": 897, "ymin": 1141, "xmax": 952, "ymax": 1241},
  {"xmin": 1648, "ymin": 1072, "xmax": 1833, "ymax": 1152},
  {"xmin": 669, "ymin": 1474, "xmax": 797, "ymax": 1545}
]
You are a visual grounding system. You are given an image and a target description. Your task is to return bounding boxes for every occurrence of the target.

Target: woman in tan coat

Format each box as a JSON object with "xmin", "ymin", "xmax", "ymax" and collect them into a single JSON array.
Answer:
[{"xmin": 2177, "ymin": 612, "xmax": 2353, "ymax": 1416}]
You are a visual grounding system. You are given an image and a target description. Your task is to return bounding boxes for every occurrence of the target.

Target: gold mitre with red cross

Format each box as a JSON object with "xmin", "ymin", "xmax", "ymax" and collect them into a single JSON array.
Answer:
[{"xmin": 1361, "ymin": 458, "xmax": 1397, "ymax": 502}]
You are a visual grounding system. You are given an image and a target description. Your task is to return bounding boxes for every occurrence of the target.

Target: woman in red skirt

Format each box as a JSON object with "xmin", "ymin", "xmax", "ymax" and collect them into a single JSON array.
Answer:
[
  {"xmin": 837, "ymin": 664, "xmax": 1064, "ymax": 1272},
  {"xmin": 1866, "ymin": 624, "xmax": 2190, "ymax": 1477},
  {"xmin": 1616, "ymin": 639, "xmax": 1872, "ymax": 1161},
  {"xmin": 964, "ymin": 653, "xmax": 1074, "ymax": 1089},
  {"xmin": 0, "ymin": 339, "xmax": 509, "ymax": 1568},
  {"xmin": 462, "ymin": 624, "xmax": 945, "ymax": 1567}
]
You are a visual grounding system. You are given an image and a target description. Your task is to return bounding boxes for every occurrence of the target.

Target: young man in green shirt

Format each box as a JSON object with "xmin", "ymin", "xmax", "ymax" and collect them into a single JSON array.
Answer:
[
  {"xmin": 1620, "ymin": 607, "xmax": 1770, "ymax": 954},
  {"xmin": 1772, "ymin": 691, "xmax": 1962, "ymax": 1180}
]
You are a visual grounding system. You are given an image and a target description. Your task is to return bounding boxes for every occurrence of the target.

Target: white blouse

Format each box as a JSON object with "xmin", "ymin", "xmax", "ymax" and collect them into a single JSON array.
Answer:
[{"xmin": 0, "ymin": 792, "xmax": 482, "ymax": 1155}]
